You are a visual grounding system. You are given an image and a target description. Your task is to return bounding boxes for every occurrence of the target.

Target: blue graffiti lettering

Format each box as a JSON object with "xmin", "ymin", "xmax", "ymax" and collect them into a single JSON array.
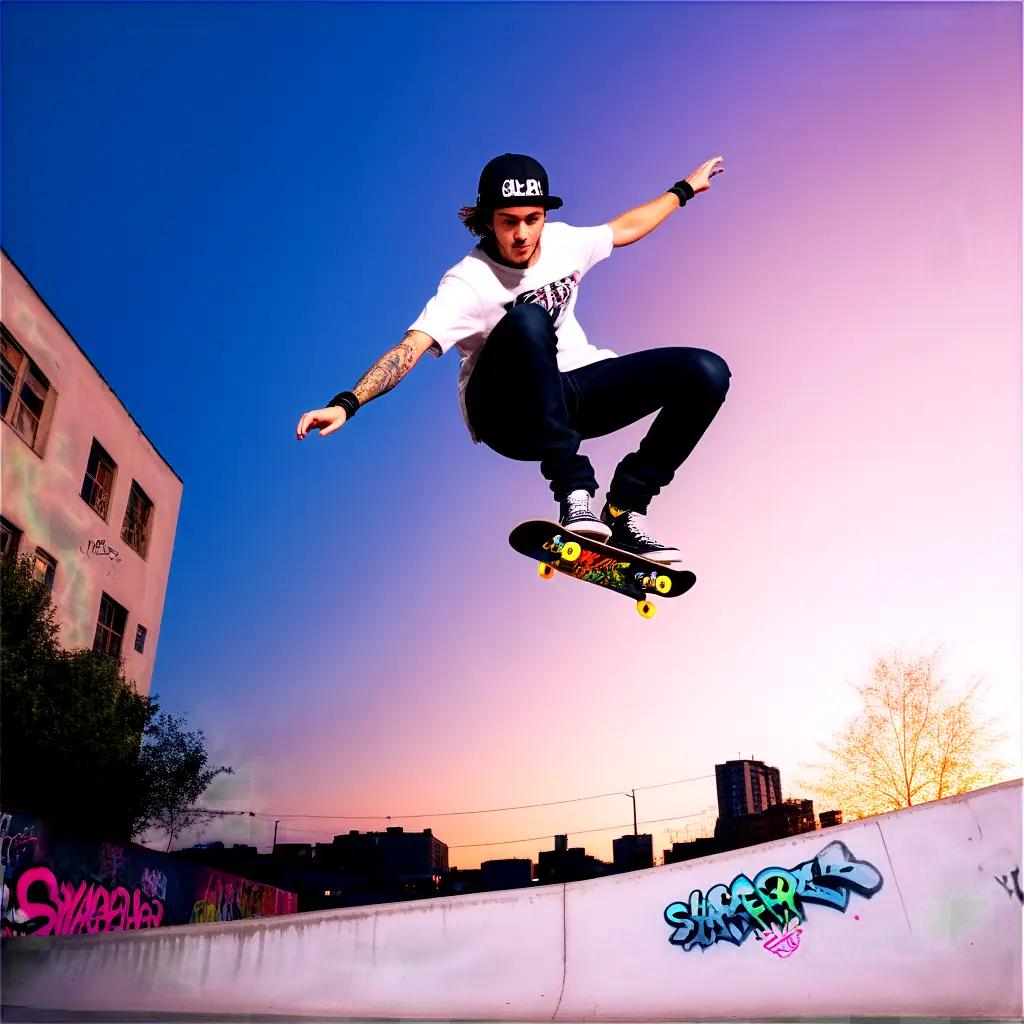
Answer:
[{"xmin": 664, "ymin": 841, "xmax": 883, "ymax": 953}]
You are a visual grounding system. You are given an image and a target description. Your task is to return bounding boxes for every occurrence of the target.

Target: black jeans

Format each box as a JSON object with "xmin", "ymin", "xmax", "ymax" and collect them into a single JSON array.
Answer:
[{"xmin": 465, "ymin": 304, "xmax": 731, "ymax": 513}]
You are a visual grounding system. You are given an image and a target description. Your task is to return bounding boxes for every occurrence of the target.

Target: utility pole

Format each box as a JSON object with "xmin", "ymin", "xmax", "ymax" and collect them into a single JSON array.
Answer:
[
  {"xmin": 624, "ymin": 790, "xmax": 637, "ymax": 836},
  {"xmin": 273, "ymin": 819, "xmax": 280, "ymax": 851}
]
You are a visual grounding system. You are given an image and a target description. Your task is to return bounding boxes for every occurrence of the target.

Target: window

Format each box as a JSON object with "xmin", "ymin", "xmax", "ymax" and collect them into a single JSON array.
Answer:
[
  {"xmin": 1, "ymin": 334, "xmax": 22, "ymax": 418},
  {"xmin": 1, "ymin": 326, "xmax": 51, "ymax": 451},
  {"xmin": 94, "ymin": 592, "xmax": 128, "ymax": 659},
  {"xmin": 134, "ymin": 624, "xmax": 147, "ymax": 653},
  {"xmin": 81, "ymin": 439, "xmax": 117, "ymax": 520},
  {"xmin": 32, "ymin": 548, "xmax": 56, "ymax": 590},
  {"xmin": 121, "ymin": 480, "xmax": 154, "ymax": 557},
  {"xmin": 1, "ymin": 516, "xmax": 22, "ymax": 560}
]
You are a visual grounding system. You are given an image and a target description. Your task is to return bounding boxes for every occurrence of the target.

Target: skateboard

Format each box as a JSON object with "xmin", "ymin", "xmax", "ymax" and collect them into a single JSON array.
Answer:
[{"xmin": 508, "ymin": 520, "xmax": 696, "ymax": 619}]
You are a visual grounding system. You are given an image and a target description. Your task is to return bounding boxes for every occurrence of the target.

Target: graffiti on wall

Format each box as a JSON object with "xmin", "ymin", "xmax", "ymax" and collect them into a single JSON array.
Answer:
[
  {"xmin": 663, "ymin": 840, "xmax": 884, "ymax": 955},
  {"xmin": 9, "ymin": 866, "xmax": 164, "ymax": 935},
  {"xmin": 0, "ymin": 809, "xmax": 296, "ymax": 938},
  {"xmin": 189, "ymin": 871, "xmax": 293, "ymax": 924},
  {"xmin": 80, "ymin": 537, "xmax": 122, "ymax": 577},
  {"xmin": 994, "ymin": 867, "xmax": 1023, "ymax": 904},
  {"xmin": 1, "ymin": 812, "xmax": 42, "ymax": 935}
]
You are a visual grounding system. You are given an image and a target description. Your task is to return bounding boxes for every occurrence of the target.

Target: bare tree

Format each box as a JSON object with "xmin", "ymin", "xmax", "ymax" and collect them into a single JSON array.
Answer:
[{"xmin": 803, "ymin": 649, "xmax": 1009, "ymax": 820}]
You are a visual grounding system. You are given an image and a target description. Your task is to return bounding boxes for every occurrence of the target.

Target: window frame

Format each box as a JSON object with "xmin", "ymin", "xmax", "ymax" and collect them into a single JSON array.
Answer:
[
  {"xmin": 1, "ymin": 516, "xmax": 23, "ymax": 559},
  {"xmin": 94, "ymin": 591, "xmax": 128, "ymax": 660},
  {"xmin": 1, "ymin": 325, "xmax": 53, "ymax": 453},
  {"xmin": 121, "ymin": 480, "xmax": 154, "ymax": 558},
  {"xmin": 81, "ymin": 438, "xmax": 118, "ymax": 522},
  {"xmin": 32, "ymin": 547, "xmax": 57, "ymax": 590}
]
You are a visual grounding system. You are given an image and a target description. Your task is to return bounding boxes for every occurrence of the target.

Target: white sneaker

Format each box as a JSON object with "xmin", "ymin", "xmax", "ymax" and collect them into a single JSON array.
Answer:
[{"xmin": 558, "ymin": 489, "xmax": 612, "ymax": 541}]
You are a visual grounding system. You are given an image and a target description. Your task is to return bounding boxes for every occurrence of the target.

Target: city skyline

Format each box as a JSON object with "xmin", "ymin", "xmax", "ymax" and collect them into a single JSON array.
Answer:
[{"xmin": 2, "ymin": 1, "xmax": 1019, "ymax": 870}]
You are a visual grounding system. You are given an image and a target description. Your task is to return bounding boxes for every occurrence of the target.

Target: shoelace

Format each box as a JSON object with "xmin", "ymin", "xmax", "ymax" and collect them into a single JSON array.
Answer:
[
  {"xmin": 621, "ymin": 512, "xmax": 658, "ymax": 545},
  {"xmin": 566, "ymin": 494, "xmax": 593, "ymax": 518}
]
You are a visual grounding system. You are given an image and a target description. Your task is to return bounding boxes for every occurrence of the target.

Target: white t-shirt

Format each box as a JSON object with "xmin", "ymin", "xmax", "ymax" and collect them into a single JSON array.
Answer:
[{"xmin": 409, "ymin": 220, "xmax": 617, "ymax": 442}]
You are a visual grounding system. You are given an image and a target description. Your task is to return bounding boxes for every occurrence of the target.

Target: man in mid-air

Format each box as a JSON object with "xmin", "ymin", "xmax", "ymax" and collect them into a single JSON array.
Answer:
[{"xmin": 297, "ymin": 153, "xmax": 730, "ymax": 563}]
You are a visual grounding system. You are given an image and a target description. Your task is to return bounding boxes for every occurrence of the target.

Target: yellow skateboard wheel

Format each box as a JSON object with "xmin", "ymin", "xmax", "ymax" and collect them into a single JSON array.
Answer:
[
  {"xmin": 637, "ymin": 600, "xmax": 656, "ymax": 618},
  {"xmin": 561, "ymin": 541, "xmax": 581, "ymax": 562},
  {"xmin": 655, "ymin": 575, "xmax": 672, "ymax": 594},
  {"xmin": 538, "ymin": 563, "xmax": 555, "ymax": 580}
]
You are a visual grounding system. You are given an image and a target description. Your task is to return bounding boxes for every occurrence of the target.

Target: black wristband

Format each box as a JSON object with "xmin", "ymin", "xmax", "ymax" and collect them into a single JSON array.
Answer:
[
  {"xmin": 667, "ymin": 180, "xmax": 695, "ymax": 207},
  {"xmin": 327, "ymin": 390, "xmax": 360, "ymax": 418}
]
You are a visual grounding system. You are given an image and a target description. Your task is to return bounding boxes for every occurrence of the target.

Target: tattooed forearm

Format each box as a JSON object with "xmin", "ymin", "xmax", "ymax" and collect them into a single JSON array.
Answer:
[{"xmin": 351, "ymin": 334, "xmax": 423, "ymax": 405}]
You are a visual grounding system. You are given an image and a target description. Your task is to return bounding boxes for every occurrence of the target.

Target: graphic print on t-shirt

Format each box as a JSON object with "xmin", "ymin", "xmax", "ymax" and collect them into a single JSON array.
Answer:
[{"xmin": 504, "ymin": 270, "xmax": 582, "ymax": 328}]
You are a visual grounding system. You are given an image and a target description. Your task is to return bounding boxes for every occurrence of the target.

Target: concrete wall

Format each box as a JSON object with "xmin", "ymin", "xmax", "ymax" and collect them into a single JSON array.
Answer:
[
  {"xmin": 1, "ymin": 251, "xmax": 182, "ymax": 694},
  {"xmin": 2, "ymin": 780, "xmax": 1021, "ymax": 1020}
]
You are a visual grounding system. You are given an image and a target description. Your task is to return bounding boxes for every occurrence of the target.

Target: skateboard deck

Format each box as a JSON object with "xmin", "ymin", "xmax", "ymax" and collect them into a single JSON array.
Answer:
[{"xmin": 508, "ymin": 520, "xmax": 696, "ymax": 618}]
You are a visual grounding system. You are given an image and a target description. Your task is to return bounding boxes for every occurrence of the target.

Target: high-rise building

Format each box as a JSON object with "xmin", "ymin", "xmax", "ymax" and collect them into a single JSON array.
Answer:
[
  {"xmin": 819, "ymin": 810, "xmax": 843, "ymax": 828},
  {"xmin": 1, "ymin": 251, "xmax": 182, "ymax": 694},
  {"xmin": 715, "ymin": 759, "xmax": 782, "ymax": 819}
]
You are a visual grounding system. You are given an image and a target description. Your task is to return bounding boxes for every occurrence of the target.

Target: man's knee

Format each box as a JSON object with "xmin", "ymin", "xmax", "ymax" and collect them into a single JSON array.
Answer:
[
  {"xmin": 493, "ymin": 303, "xmax": 556, "ymax": 347},
  {"xmin": 704, "ymin": 351, "xmax": 731, "ymax": 400},
  {"xmin": 682, "ymin": 349, "xmax": 730, "ymax": 401}
]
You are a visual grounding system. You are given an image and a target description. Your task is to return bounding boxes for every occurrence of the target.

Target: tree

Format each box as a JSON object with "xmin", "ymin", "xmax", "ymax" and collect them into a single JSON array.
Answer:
[
  {"xmin": 1, "ymin": 551, "xmax": 231, "ymax": 843},
  {"xmin": 805, "ymin": 648, "xmax": 1009, "ymax": 820},
  {"xmin": 134, "ymin": 712, "xmax": 233, "ymax": 850}
]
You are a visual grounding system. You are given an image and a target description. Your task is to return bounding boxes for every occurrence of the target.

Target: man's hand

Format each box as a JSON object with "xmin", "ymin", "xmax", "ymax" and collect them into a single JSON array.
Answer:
[
  {"xmin": 296, "ymin": 406, "xmax": 347, "ymax": 440},
  {"xmin": 686, "ymin": 155, "xmax": 726, "ymax": 195}
]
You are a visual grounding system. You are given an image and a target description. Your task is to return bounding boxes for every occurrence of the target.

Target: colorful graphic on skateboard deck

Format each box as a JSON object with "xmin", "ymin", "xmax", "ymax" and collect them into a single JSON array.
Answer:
[{"xmin": 508, "ymin": 520, "xmax": 696, "ymax": 618}]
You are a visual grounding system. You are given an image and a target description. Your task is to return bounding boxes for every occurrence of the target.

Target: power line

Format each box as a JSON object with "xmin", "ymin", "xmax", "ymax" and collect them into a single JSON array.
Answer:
[
  {"xmin": 449, "ymin": 810, "xmax": 712, "ymax": 850},
  {"xmin": 271, "ymin": 809, "xmax": 714, "ymax": 849},
  {"xmin": 199, "ymin": 773, "xmax": 714, "ymax": 822}
]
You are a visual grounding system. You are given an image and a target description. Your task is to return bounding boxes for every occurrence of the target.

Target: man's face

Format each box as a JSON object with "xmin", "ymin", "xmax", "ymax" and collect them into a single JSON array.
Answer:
[{"xmin": 489, "ymin": 206, "xmax": 546, "ymax": 267}]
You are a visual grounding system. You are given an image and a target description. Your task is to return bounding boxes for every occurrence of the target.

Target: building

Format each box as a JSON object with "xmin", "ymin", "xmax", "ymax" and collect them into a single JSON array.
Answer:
[
  {"xmin": 1, "ymin": 251, "xmax": 182, "ymax": 694},
  {"xmin": 715, "ymin": 759, "xmax": 782, "ymax": 820},
  {"xmin": 819, "ymin": 810, "xmax": 843, "ymax": 828},
  {"xmin": 612, "ymin": 834, "xmax": 654, "ymax": 872},
  {"xmin": 324, "ymin": 827, "xmax": 448, "ymax": 885},
  {"xmin": 480, "ymin": 858, "xmax": 533, "ymax": 890},
  {"xmin": 537, "ymin": 835, "xmax": 608, "ymax": 884},
  {"xmin": 716, "ymin": 798, "xmax": 817, "ymax": 849},
  {"xmin": 663, "ymin": 837, "xmax": 719, "ymax": 865}
]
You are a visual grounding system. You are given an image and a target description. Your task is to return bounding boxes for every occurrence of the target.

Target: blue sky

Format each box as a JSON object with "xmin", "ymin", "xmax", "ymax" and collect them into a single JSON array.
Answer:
[{"xmin": 4, "ymin": 2, "xmax": 1019, "ymax": 864}]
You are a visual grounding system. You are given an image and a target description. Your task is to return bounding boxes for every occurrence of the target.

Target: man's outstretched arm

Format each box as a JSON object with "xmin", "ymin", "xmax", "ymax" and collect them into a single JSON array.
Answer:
[
  {"xmin": 608, "ymin": 155, "xmax": 726, "ymax": 248},
  {"xmin": 296, "ymin": 330, "xmax": 436, "ymax": 440}
]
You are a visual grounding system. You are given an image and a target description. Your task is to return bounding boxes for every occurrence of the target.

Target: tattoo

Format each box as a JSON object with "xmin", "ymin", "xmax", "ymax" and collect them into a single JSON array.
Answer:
[{"xmin": 352, "ymin": 333, "xmax": 421, "ymax": 405}]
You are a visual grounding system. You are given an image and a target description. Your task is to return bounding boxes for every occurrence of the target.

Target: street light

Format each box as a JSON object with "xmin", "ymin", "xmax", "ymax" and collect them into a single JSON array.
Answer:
[{"xmin": 623, "ymin": 790, "xmax": 637, "ymax": 836}]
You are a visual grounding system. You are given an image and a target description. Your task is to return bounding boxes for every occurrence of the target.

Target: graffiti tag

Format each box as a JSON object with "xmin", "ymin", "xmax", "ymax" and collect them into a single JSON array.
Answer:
[
  {"xmin": 1, "ymin": 814, "xmax": 39, "ymax": 877},
  {"xmin": 190, "ymin": 875, "xmax": 276, "ymax": 924},
  {"xmin": 664, "ymin": 840, "xmax": 883, "ymax": 954},
  {"xmin": 140, "ymin": 866, "xmax": 168, "ymax": 901},
  {"xmin": 7, "ymin": 866, "xmax": 163, "ymax": 936},
  {"xmin": 994, "ymin": 867, "xmax": 1023, "ymax": 904},
  {"xmin": 761, "ymin": 919, "xmax": 803, "ymax": 959},
  {"xmin": 99, "ymin": 843, "xmax": 128, "ymax": 885},
  {"xmin": 80, "ymin": 538, "xmax": 123, "ymax": 570}
]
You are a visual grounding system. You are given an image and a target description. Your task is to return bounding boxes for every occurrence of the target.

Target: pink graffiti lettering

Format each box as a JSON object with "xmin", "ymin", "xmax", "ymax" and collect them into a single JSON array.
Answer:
[
  {"xmin": 14, "ymin": 866, "xmax": 163, "ymax": 935},
  {"xmin": 763, "ymin": 925, "xmax": 803, "ymax": 959}
]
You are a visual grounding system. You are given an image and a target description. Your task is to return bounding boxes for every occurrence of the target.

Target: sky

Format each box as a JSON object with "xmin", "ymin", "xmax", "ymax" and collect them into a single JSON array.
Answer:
[{"xmin": 1, "ymin": 1, "xmax": 1020, "ymax": 869}]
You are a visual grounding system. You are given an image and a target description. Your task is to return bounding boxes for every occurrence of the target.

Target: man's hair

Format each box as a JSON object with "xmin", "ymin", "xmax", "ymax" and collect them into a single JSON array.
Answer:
[{"xmin": 458, "ymin": 205, "xmax": 493, "ymax": 237}]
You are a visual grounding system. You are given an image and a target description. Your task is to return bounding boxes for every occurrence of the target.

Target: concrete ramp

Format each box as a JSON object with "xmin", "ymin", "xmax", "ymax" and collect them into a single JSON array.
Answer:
[{"xmin": 2, "ymin": 780, "xmax": 1021, "ymax": 1021}]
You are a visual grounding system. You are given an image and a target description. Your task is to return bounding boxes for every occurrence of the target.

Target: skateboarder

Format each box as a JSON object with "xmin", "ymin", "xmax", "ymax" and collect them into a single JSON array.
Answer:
[{"xmin": 296, "ymin": 153, "xmax": 730, "ymax": 563}]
